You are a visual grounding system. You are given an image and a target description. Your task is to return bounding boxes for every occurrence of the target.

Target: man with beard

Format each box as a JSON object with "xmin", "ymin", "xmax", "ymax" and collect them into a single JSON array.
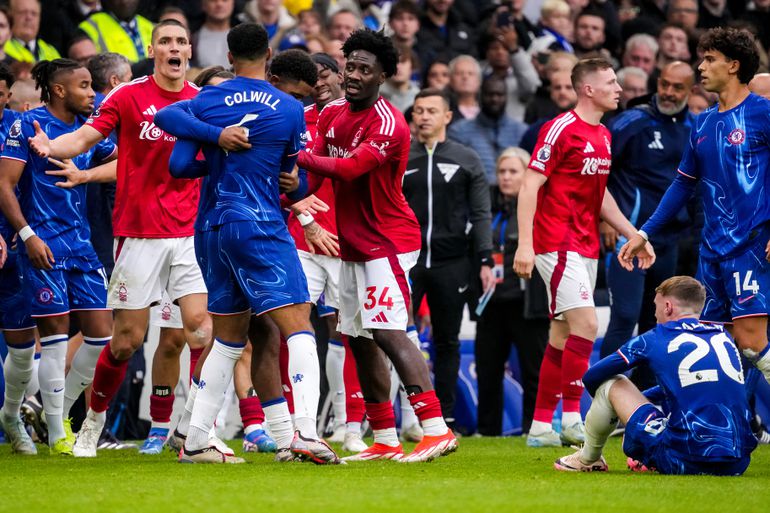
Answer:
[{"xmin": 602, "ymin": 61, "xmax": 695, "ymax": 369}]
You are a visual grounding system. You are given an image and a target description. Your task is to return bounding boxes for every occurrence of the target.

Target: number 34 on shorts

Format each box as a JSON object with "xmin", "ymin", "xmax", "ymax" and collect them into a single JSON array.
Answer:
[{"xmin": 364, "ymin": 286, "xmax": 395, "ymax": 311}]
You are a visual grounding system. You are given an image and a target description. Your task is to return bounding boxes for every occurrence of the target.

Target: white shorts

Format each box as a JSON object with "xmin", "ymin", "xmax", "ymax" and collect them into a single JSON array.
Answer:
[
  {"xmin": 297, "ymin": 250, "xmax": 340, "ymax": 309},
  {"xmin": 150, "ymin": 290, "xmax": 183, "ymax": 329},
  {"xmin": 535, "ymin": 251, "xmax": 597, "ymax": 320},
  {"xmin": 338, "ymin": 251, "xmax": 419, "ymax": 339},
  {"xmin": 108, "ymin": 236, "xmax": 207, "ymax": 310}
]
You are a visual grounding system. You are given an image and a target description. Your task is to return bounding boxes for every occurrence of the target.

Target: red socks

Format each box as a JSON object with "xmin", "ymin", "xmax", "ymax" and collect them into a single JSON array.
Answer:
[
  {"xmin": 342, "ymin": 336, "xmax": 365, "ymax": 423},
  {"xmin": 533, "ymin": 343, "xmax": 563, "ymax": 424},
  {"xmin": 561, "ymin": 334, "xmax": 593, "ymax": 413},
  {"xmin": 408, "ymin": 391, "xmax": 443, "ymax": 423},
  {"xmin": 149, "ymin": 391, "xmax": 174, "ymax": 424},
  {"xmin": 90, "ymin": 345, "xmax": 130, "ymax": 413},
  {"xmin": 189, "ymin": 347, "xmax": 204, "ymax": 384},
  {"xmin": 239, "ymin": 396, "xmax": 265, "ymax": 428},
  {"xmin": 365, "ymin": 401, "xmax": 396, "ymax": 430}
]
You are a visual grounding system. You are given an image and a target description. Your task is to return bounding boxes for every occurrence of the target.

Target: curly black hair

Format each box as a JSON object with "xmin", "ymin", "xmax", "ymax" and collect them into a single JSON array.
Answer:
[
  {"xmin": 270, "ymin": 49, "xmax": 318, "ymax": 87},
  {"xmin": 698, "ymin": 27, "xmax": 759, "ymax": 85},
  {"xmin": 342, "ymin": 29, "xmax": 399, "ymax": 78},
  {"xmin": 31, "ymin": 59, "xmax": 82, "ymax": 103}
]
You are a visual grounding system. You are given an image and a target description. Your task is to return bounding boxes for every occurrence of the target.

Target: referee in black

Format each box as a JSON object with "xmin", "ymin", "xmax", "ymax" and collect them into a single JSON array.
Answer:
[{"xmin": 403, "ymin": 88, "xmax": 494, "ymax": 428}]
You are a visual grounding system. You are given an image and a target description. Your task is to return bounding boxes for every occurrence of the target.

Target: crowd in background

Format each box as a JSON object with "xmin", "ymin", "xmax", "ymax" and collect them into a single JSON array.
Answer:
[{"xmin": 2, "ymin": 0, "xmax": 770, "ymax": 439}]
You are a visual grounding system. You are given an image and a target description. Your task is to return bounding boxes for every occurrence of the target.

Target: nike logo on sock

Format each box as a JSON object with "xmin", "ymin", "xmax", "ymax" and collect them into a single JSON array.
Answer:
[{"xmin": 53, "ymin": 387, "xmax": 64, "ymax": 393}]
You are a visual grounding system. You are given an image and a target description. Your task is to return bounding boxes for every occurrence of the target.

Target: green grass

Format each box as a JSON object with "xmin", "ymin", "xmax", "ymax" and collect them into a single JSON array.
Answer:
[{"xmin": 1, "ymin": 438, "xmax": 768, "ymax": 513}]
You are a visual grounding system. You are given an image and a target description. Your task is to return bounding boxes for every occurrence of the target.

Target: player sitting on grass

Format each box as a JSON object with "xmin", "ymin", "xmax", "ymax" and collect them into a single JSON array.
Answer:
[{"xmin": 555, "ymin": 276, "xmax": 757, "ymax": 475}]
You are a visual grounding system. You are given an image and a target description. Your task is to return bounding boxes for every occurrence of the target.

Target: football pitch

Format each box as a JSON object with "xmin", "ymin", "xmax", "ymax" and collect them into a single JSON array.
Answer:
[{"xmin": 1, "ymin": 438, "xmax": 768, "ymax": 513}]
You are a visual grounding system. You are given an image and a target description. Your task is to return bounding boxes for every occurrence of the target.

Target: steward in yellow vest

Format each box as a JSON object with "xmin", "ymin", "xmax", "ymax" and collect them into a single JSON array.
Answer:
[
  {"xmin": 79, "ymin": 12, "xmax": 154, "ymax": 63},
  {"xmin": 4, "ymin": 37, "xmax": 60, "ymax": 63}
]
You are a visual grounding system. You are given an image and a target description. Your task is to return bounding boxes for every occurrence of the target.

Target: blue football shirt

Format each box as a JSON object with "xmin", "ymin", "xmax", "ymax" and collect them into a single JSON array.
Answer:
[
  {"xmin": 0, "ymin": 108, "xmax": 21, "ymax": 242},
  {"xmin": 618, "ymin": 319, "xmax": 756, "ymax": 461},
  {"xmin": 185, "ymin": 76, "xmax": 306, "ymax": 232},
  {"xmin": 2, "ymin": 107, "xmax": 116, "ymax": 258},
  {"xmin": 678, "ymin": 93, "xmax": 770, "ymax": 259}
]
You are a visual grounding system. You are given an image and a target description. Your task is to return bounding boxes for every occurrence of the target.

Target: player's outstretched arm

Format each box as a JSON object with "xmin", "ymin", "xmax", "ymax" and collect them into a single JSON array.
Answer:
[
  {"xmin": 168, "ymin": 139, "xmax": 208, "ymax": 179},
  {"xmin": 46, "ymin": 155, "xmax": 119, "ymax": 188},
  {"xmin": 297, "ymin": 145, "xmax": 382, "ymax": 181},
  {"xmin": 28, "ymin": 121, "xmax": 104, "ymax": 160},
  {"xmin": 0, "ymin": 158, "xmax": 54, "ymax": 269},
  {"xmin": 154, "ymin": 101, "xmax": 250, "ymax": 152},
  {"xmin": 601, "ymin": 189, "xmax": 656, "ymax": 270},
  {"xmin": 513, "ymin": 168, "xmax": 547, "ymax": 279}
]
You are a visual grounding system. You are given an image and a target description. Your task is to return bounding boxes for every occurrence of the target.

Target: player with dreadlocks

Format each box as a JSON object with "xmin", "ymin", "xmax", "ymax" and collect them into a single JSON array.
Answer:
[
  {"xmin": 296, "ymin": 29, "xmax": 458, "ymax": 463},
  {"xmin": 0, "ymin": 58, "xmax": 117, "ymax": 456}
]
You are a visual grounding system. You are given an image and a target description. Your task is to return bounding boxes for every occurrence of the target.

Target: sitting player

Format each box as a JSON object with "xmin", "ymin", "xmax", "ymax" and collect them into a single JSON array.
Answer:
[{"xmin": 555, "ymin": 276, "xmax": 757, "ymax": 475}]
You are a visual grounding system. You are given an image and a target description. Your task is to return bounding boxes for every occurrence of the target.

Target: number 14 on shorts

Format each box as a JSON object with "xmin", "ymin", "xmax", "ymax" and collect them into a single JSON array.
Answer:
[
  {"xmin": 365, "ymin": 286, "xmax": 394, "ymax": 310},
  {"xmin": 732, "ymin": 270, "xmax": 759, "ymax": 297}
]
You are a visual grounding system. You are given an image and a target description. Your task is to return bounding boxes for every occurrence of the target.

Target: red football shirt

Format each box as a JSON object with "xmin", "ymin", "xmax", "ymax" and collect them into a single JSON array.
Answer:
[
  {"xmin": 311, "ymin": 97, "xmax": 421, "ymax": 262},
  {"xmin": 86, "ymin": 75, "xmax": 200, "ymax": 238},
  {"xmin": 288, "ymin": 103, "xmax": 338, "ymax": 253},
  {"xmin": 528, "ymin": 110, "xmax": 611, "ymax": 259}
]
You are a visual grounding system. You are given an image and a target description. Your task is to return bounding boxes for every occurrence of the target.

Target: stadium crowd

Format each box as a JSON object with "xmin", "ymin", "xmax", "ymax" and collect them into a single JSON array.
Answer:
[{"xmin": 0, "ymin": 0, "xmax": 769, "ymax": 474}]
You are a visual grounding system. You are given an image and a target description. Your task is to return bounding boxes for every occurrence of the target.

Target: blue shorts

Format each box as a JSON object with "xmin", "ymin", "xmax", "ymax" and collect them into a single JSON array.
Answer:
[
  {"xmin": 195, "ymin": 222, "xmax": 309, "ymax": 316},
  {"xmin": 623, "ymin": 404, "xmax": 751, "ymax": 476},
  {"xmin": 0, "ymin": 251, "xmax": 34, "ymax": 330},
  {"xmin": 698, "ymin": 238, "xmax": 770, "ymax": 323},
  {"xmin": 20, "ymin": 254, "xmax": 109, "ymax": 317}
]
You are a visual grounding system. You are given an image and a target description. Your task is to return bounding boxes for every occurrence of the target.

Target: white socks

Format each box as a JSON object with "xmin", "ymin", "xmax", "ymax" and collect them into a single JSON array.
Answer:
[
  {"xmin": 326, "ymin": 340, "xmax": 346, "ymax": 427},
  {"xmin": 63, "ymin": 336, "xmax": 110, "ymax": 417},
  {"xmin": 373, "ymin": 428, "xmax": 400, "ymax": 447},
  {"xmin": 263, "ymin": 398, "xmax": 294, "ymax": 449},
  {"xmin": 39, "ymin": 335, "xmax": 68, "ymax": 445},
  {"xmin": 176, "ymin": 376, "xmax": 199, "ymax": 437},
  {"xmin": 562, "ymin": 411, "xmax": 583, "ymax": 427},
  {"xmin": 287, "ymin": 331, "xmax": 320, "ymax": 439},
  {"xmin": 581, "ymin": 376, "xmax": 622, "ymax": 463},
  {"xmin": 26, "ymin": 353, "xmax": 41, "ymax": 398},
  {"xmin": 186, "ymin": 339, "xmax": 244, "ymax": 451},
  {"xmin": 754, "ymin": 344, "xmax": 770, "ymax": 383},
  {"xmin": 1, "ymin": 342, "xmax": 35, "ymax": 417}
]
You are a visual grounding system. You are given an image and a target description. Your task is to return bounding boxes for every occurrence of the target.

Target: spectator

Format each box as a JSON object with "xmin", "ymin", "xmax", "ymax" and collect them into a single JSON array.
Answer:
[
  {"xmin": 403, "ymin": 88, "xmax": 493, "ymax": 429},
  {"xmin": 524, "ymin": 50, "xmax": 578, "ymax": 124},
  {"xmin": 326, "ymin": 8, "xmax": 361, "ymax": 42},
  {"xmin": 479, "ymin": 27, "xmax": 541, "ymax": 123},
  {"xmin": 380, "ymin": 46, "xmax": 420, "ymax": 112},
  {"xmin": 326, "ymin": 38, "xmax": 345, "ymax": 72},
  {"xmin": 358, "ymin": 0, "xmax": 389, "ymax": 31},
  {"xmin": 687, "ymin": 89, "xmax": 710, "ymax": 114},
  {"xmin": 622, "ymin": 33, "xmax": 657, "ymax": 77},
  {"xmin": 4, "ymin": 0, "xmax": 61, "ymax": 63},
  {"xmin": 416, "ymin": 0, "xmax": 478, "ymax": 64},
  {"xmin": 388, "ymin": 0, "xmax": 419, "ymax": 52},
  {"xmin": 602, "ymin": 62, "xmax": 696, "ymax": 389},
  {"xmin": 448, "ymin": 54, "xmax": 481, "ymax": 122},
  {"xmin": 38, "ymin": 0, "xmax": 81, "ymax": 56},
  {"xmin": 448, "ymin": 75, "xmax": 528, "ymax": 182},
  {"xmin": 296, "ymin": 9, "xmax": 323, "ymax": 38},
  {"xmin": 529, "ymin": 0, "xmax": 574, "ymax": 56},
  {"xmin": 241, "ymin": 0, "xmax": 296, "ymax": 50},
  {"xmin": 88, "ymin": 51, "xmax": 131, "ymax": 108},
  {"xmin": 304, "ymin": 33, "xmax": 329, "ymax": 54},
  {"xmin": 423, "ymin": 58, "xmax": 450, "ymax": 90},
  {"xmin": 79, "ymin": 0, "xmax": 153, "ymax": 63},
  {"xmin": 474, "ymin": 147, "xmax": 549, "ymax": 435},
  {"xmin": 62, "ymin": 0, "xmax": 102, "ymax": 26},
  {"xmin": 158, "ymin": 6, "xmax": 190, "ymax": 29},
  {"xmin": 0, "ymin": 6, "xmax": 12, "ymax": 63},
  {"xmin": 740, "ymin": 0, "xmax": 770, "ymax": 51},
  {"xmin": 657, "ymin": 24, "xmax": 691, "ymax": 69},
  {"xmin": 572, "ymin": 6, "xmax": 607, "ymax": 59},
  {"xmin": 67, "ymin": 33, "xmax": 98, "ymax": 66},
  {"xmin": 667, "ymin": 0, "xmax": 699, "ymax": 32},
  {"xmin": 699, "ymin": 0, "xmax": 731, "ymax": 29},
  {"xmin": 520, "ymin": 69, "xmax": 577, "ymax": 154},
  {"xmin": 616, "ymin": 66, "xmax": 649, "ymax": 110},
  {"xmin": 192, "ymin": 0, "xmax": 234, "ymax": 68},
  {"xmin": 499, "ymin": 0, "xmax": 539, "ymax": 51}
]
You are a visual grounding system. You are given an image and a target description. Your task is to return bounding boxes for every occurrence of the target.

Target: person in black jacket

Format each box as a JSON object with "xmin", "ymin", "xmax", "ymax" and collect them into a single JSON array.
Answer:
[
  {"xmin": 403, "ymin": 88, "xmax": 493, "ymax": 427},
  {"xmin": 474, "ymin": 147, "xmax": 549, "ymax": 435}
]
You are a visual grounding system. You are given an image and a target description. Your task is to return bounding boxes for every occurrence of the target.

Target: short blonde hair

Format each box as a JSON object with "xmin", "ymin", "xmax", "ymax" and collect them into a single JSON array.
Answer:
[
  {"xmin": 496, "ymin": 147, "xmax": 531, "ymax": 169},
  {"xmin": 541, "ymin": 0, "xmax": 570, "ymax": 19},
  {"xmin": 655, "ymin": 276, "xmax": 706, "ymax": 313}
]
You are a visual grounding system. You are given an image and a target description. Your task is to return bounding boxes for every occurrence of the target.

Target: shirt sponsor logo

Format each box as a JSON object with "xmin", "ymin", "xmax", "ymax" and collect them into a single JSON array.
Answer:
[
  {"xmin": 580, "ymin": 157, "xmax": 611, "ymax": 175},
  {"xmin": 727, "ymin": 128, "xmax": 745, "ymax": 145},
  {"xmin": 139, "ymin": 120, "xmax": 175, "ymax": 142},
  {"xmin": 537, "ymin": 143, "xmax": 552, "ymax": 162},
  {"xmin": 327, "ymin": 144, "xmax": 350, "ymax": 158}
]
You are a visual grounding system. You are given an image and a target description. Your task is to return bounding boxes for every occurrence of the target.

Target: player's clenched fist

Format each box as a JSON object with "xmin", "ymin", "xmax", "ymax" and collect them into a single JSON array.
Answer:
[{"xmin": 513, "ymin": 244, "xmax": 535, "ymax": 279}]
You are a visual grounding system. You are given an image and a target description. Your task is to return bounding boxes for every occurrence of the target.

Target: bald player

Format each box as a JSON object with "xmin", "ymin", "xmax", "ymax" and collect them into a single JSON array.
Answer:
[
  {"xmin": 749, "ymin": 73, "xmax": 770, "ymax": 100},
  {"xmin": 9, "ymin": 79, "xmax": 43, "ymax": 112}
]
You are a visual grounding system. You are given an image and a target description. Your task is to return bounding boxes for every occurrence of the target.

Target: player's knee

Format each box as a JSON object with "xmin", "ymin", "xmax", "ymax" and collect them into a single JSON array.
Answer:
[
  {"xmin": 111, "ymin": 325, "xmax": 144, "ymax": 359},
  {"xmin": 731, "ymin": 322, "xmax": 767, "ymax": 353},
  {"xmin": 571, "ymin": 315, "xmax": 598, "ymax": 340},
  {"xmin": 185, "ymin": 312, "xmax": 212, "ymax": 347}
]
